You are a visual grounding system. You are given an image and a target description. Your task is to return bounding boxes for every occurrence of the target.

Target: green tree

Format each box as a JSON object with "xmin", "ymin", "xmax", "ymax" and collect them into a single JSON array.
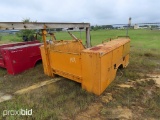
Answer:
[
  {"xmin": 16, "ymin": 18, "xmax": 36, "ymax": 41},
  {"xmin": 92, "ymin": 25, "xmax": 100, "ymax": 31}
]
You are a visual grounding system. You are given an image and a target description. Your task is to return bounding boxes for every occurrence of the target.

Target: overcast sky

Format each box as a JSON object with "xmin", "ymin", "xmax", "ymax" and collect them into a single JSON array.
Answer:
[{"xmin": 0, "ymin": 0, "xmax": 160, "ymax": 25}]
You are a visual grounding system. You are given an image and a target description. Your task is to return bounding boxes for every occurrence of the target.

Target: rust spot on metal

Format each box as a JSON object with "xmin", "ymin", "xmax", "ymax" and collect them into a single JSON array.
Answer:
[{"xmin": 90, "ymin": 46, "xmax": 101, "ymax": 51}]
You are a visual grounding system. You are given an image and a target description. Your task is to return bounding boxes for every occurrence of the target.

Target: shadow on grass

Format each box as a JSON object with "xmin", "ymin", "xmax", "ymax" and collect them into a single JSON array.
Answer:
[{"xmin": 0, "ymin": 63, "xmax": 52, "ymax": 93}]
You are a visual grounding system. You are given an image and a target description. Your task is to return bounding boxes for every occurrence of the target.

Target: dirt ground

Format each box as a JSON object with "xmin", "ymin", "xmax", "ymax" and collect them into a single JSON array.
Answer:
[{"xmin": 75, "ymin": 74, "xmax": 160, "ymax": 120}]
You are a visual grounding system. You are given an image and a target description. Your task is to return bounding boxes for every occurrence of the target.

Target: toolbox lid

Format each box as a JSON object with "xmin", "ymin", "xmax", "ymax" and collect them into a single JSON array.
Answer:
[{"xmin": 82, "ymin": 38, "xmax": 130, "ymax": 54}]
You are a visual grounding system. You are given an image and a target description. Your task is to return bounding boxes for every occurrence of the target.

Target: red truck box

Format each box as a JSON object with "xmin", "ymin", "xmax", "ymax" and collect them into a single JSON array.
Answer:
[{"xmin": 0, "ymin": 41, "xmax": 42, "ymax": 75}]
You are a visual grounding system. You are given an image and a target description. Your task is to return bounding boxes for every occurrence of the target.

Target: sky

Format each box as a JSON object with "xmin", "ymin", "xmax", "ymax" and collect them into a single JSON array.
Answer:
[{"xmin": 0, "ymin": 0, "xmax": 160, "ymax": 25}]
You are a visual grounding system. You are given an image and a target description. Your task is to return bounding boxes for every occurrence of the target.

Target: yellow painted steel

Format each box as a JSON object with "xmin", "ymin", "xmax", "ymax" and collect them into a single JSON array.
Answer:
[
  {"xmin": 81, "ymin": 38, "xmax": 130, "ymax": 95},
  {"xmin": 40, "ymin": 37, "xmax": 130, "ymax": 95},
  {"xmin": 40, "ymin": 40, "xmax": 85, "ymax": 83},
  {"xmin": 40, "ymin": 29, "xmax": 53, "ymax": 76}
]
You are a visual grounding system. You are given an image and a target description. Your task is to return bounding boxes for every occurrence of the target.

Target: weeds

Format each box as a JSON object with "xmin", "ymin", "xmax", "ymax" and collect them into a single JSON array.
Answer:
[
  {"xmin": 143, "ymin": 87, "xmax": 160, "ymax": 119},
  {"xmin": 0, "ymin": 68, "xmax": 7, "ymax": 77},
  {"xmin": 0, "ymin": 78, "xmax": 96, "ymax": 119}
]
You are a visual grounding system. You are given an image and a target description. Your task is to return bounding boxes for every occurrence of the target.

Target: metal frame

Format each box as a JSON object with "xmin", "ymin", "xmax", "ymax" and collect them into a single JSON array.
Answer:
[{"xmin": 0, "ymin": 22, "xmax": 91, "ymax": 48}]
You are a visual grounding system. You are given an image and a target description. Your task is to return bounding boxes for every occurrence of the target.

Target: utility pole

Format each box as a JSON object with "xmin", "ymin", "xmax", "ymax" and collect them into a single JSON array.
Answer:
[{"xmin": 126, "ymin": 17, "xmax": 131, "ymax": 36}]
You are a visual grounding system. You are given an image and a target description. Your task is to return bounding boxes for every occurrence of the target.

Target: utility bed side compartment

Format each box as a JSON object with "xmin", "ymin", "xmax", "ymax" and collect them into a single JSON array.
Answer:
[
  {"xmin": 81, "ymin": 52, "xmax": 101, "ymax": 95},
  {"xmin": 81, "ymin": 38, "xmax": 130, "ymax": 95}
]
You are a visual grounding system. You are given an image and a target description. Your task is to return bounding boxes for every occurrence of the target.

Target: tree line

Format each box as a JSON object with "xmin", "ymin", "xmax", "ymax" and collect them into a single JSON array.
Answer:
[{"xmin": 91, "ymin": 25, "xmax": 114, "ymax": 31}]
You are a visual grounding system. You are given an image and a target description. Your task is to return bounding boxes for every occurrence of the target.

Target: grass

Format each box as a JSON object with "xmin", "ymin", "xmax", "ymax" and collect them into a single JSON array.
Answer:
[
  {"xmin": 0, "ymin": 34, "xmax": 21, "ymax": 42},
  {"xmin": 0, "ymin": 29, "xmax": 160, "ymax": 119},
  {"xmin": 0, "ymin": 80, "xmax": 96, "ymax": 119},
  {"xmin": 1, "ymin": 29, "xmax": 160, "ymax": 50}
]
